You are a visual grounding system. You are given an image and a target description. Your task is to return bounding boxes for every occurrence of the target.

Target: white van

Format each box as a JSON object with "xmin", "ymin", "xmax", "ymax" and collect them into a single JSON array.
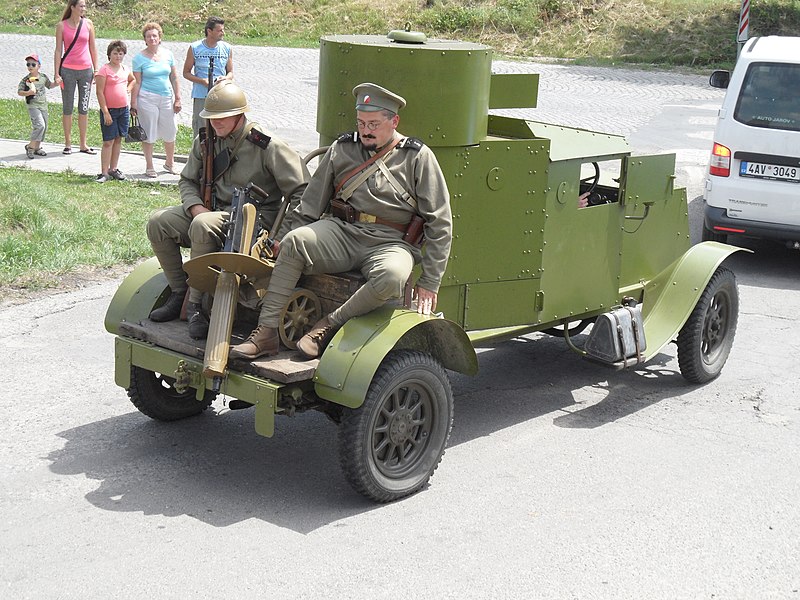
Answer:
[{"xmin": 703, "ymin": 36, "xmax": 800, "ymax": 247}]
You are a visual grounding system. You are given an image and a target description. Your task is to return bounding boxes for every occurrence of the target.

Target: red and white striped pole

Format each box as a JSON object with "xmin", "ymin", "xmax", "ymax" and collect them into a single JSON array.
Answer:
[{"xmin": 738, "ymin": 0, "xmax": 750, "ymax": 56}]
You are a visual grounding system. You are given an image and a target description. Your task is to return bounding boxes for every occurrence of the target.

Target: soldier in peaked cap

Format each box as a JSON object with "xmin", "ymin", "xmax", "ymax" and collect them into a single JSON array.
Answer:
[
  {"xmin": 231, "ymin": 82, "xmax": 453, "ymax": 360},
  {"xmin": 146, "ymin": 81, "xmax": 309, "ymax": 339}
]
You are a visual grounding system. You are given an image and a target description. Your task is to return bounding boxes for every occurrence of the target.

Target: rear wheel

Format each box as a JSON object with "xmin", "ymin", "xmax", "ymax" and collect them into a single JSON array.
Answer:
[
  {"xmin": 677, "ymin": 266, "xmax": 738, "ymax": 383},
  {"xmin": 127, "ymin": 366, "xmax": 214, "ymax": 421},
  {"xmin": 338, "ymin": 350, "xmax": 454, "ymax": 503}
]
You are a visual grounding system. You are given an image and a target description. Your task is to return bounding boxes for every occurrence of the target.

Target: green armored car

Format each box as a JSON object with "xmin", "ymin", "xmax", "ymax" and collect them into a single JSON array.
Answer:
[{"xmin": 106, "ymin": 32, "xmax": 742, "ymax": 502}]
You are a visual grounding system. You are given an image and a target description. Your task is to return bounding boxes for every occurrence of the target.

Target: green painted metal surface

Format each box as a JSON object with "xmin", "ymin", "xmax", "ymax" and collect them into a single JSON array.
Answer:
[
  {"xmin": 489, "ymin": 73, "xmax": 539, "ymax": 109},
  {"xmin": 318, "ymin": 35, "xmax": 492, "ymax": 147},
  {"xmin": 538, "ymin": 160, "xmax": 623, "ymax": 323},
  {"xmin": 618, "ymin": 154, "xmax": 690, "ymax": 288},
  {"xmin": 524, "ymin": 121, "xmax": 631, "ymax": 162},
  {"xmin": 641, "ymin": 241, "xmax": 745, "ymax": 359},
  {"xmin": 437, "ymin": 138, "xmax": 549, "ymax": 290},
  {"xmin": 115, "ymin": 337, "xmax": 281, "ymax": 437},
  {"xmin": 104, "ymin": 257, "xmax": 166, "ymax": 335},
  {"xmin": 314, "ymin": 306, "xmax": 477, "ymax": 408}
]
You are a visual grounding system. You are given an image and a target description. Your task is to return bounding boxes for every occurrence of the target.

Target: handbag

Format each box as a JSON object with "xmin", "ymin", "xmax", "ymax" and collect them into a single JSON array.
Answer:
[{"xmin": 125, "ymin": 114, "xmax": 147, "ymax": 143}]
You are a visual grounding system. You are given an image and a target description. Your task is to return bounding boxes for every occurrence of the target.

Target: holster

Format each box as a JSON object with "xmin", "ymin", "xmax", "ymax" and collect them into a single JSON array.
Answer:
[
  {"xmin": 330, "ymin": 198, "xmax": 357, "ymax": 223},
  {"xmin": 402, "ymin": 215, "xmax": 425, "ymax": 247}
]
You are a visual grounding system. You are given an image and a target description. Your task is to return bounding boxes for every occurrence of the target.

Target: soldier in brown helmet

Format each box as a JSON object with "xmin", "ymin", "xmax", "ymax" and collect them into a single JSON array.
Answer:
[
  {"xmin": 231, "ymin": 82, "xmax": 453, "ymax": 361},
  {"xmin": 146, "ymin": 81, "xmax": 308, "ymax": 339}
]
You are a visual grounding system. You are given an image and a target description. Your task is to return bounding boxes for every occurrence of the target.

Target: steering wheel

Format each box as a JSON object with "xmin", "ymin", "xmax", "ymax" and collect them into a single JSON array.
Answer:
[{"xmin": 580, "ymin": 162, "xmax": 600, "ymax": 195}]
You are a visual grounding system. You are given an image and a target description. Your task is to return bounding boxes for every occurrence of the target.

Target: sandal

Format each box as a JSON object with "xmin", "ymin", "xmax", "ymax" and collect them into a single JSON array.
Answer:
[
  {"xmin": 34, "ymin": 148, "xmax": 47, "ymax": 156},
  {"xmin": 163, "ymin": 163, "xmax": 178, "ymax": 175},
  {"xmin": 79, "ymin": 147, "xmax": 97, "ymax": 155},
  {"xmin": 145, "ymin": 168, "xmax": 158, "ymax": 178},
  {"xmin": 63, "ymin": 147, "xmax": 72, "ymax": 154},
  {"xmin": 25, "ymin": 145, "xmax": 34, "ymax": 159}
]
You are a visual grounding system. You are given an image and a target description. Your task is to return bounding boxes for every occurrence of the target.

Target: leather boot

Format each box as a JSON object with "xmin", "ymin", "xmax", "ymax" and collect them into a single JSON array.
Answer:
[
  {"xmin": 149, "ymin": 290, "xmax": 185, "ymax": 322},
  {"xmin": 230, "ymin": 325, "xmax": 280, "ymax": 360},
  {"xmin": 296, "ymin": 315, "xmax": 337, "ymax": 359},
  {"xmin": 186, "ymin": 302, "xmax": 209, "ymax": 340}
]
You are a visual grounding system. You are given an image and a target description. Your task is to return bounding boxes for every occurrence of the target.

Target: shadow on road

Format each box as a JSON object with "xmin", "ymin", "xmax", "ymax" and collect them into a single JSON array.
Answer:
[{"xmin": 48, "ymin": 328, "xmax": 698, "ymax": 533}]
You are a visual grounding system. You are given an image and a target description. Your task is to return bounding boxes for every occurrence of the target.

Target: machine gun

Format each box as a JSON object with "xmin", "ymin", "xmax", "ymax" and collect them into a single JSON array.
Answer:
[
  {"xmin": 199, "ymin": 57, "xmax": 215, "ymax": 210},
  {"xmin": 183, "ymin": 185, "xmax": 275, "ymax": 391}
]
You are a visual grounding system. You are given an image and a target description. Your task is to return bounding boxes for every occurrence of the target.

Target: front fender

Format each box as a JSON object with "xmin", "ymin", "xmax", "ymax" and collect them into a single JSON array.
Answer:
[
  {"xmin": 642, "ymin": 241, "xmax": 747, "ymax": 359},
  {"xmin": 313, "ymin": 306, "xmax": 478, "ymax": 408},
  {"xmin": 104, "ymin": 257, "xmax": 168, "ymax": 335}
]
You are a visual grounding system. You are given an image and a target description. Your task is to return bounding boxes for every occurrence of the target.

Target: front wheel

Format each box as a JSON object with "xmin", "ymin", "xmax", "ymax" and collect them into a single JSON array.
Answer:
[
  {"xmin": 338, "ymin": 350, "xmax": 454, "ymax": 503},
  {"xmin": 127, "ymin": 366, "xmax": 215, "ymax": 421},
  {"xmin": 677, "ymin": 266, "xmax": 739, "ymax": 383}
]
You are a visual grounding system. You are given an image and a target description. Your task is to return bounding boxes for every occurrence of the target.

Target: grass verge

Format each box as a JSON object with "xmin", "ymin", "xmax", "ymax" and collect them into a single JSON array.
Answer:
[
  {"xmin": 0, "ymin": 167, "xmax": 179, "ymax": 299},
  {"xmin": 0, "ymin": 98, "xmax": 194, "ymax": 156}
]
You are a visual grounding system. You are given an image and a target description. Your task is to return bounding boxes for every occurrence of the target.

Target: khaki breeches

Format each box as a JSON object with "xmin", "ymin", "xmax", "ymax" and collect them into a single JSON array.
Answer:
[
  {"xmin": 258, "ymin": 218, "xmax": 414, "ymax": 328},
  {"xmin": 146, "ymin": 205, "xmax": 229, "ymax": 303}
]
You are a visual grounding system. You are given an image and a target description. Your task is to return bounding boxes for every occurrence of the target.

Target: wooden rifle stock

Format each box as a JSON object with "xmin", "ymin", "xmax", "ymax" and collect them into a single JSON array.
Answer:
[{"xmin": 199, "ymin": 57, "xmax": 215, "ymax": 210}]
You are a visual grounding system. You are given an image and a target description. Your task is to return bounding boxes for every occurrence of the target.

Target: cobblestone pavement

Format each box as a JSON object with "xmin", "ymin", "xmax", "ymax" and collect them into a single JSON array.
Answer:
[{"xmin": 1, "ymin": 33, "xmax": 725, "ymax": 201}]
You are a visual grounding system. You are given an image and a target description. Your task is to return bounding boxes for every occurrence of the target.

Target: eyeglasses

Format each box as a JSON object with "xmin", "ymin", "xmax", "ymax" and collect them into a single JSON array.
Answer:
[
  {"xmin": 356, "ymin": 119, "xmax": 388, "ymax": 131},
  {"xmin": 26, "ymin": 62, "xmax": 38, "ymax": 67}
]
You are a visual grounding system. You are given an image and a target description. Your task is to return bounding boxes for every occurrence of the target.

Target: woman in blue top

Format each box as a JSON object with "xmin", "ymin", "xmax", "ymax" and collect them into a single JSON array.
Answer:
[{"xmin": 131, "ymin": 22, "xmax": 182, "ymax": 177}]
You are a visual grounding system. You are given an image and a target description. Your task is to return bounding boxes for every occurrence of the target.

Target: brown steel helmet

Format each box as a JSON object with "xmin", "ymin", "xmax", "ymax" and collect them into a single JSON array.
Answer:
[{"xmin": 199, "ymin": 81, "xmax": 249, "ymax": 119}]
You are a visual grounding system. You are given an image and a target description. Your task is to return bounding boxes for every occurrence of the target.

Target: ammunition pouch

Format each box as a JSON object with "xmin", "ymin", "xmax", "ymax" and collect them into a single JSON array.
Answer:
[{"xmin": 330, "ymin": 199, "xmax": 424, "ymax": 247}]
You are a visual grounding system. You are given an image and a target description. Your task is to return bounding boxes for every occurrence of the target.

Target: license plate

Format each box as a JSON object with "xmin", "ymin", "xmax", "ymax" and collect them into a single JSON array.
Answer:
[{"xmin": 740, "ymin": 161, "xmax": 800, "ymax": 182}]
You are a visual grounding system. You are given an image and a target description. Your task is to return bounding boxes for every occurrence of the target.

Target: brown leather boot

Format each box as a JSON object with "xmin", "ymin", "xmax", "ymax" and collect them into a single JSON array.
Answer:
[
  {"xmin": 230, "ymin": 325, "xmax": 280, "ymax": 360},
  {"xmin": 296, "ymin": 315, "xmax": 337, "ymax": 359}
]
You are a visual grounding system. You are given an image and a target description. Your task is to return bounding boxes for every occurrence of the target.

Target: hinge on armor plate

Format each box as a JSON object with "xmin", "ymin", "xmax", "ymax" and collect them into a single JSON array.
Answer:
[{"xmin": 534, "ymin": 290, "xmax": 545, "ymax": 312}]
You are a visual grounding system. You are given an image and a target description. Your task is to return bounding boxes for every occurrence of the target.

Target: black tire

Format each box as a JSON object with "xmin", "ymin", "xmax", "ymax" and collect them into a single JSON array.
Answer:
[
  {"xmin": 127, "ymin": 366, "xmax": 214, "ymax": 421},
  {"xmin": 338, "ymin": 350, "xmax": 454, "ymax": 503},
  {"xmin": 701, "ymin": 225, "xmax": 728, "ymax": 243},
  {"xmin": 677, "ymin": 266, "xmax": 739, "ymax": 384}
]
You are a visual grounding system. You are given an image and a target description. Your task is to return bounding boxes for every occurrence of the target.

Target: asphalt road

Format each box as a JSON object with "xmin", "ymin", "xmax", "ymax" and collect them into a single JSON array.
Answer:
[{"xmin": 2, "ymin": 33, "xmax": 799, "ymax": 599}]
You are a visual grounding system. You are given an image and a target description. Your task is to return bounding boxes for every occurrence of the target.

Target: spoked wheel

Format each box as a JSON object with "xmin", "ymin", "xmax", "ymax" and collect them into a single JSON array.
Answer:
[
  {"xmin": 278, "ymin": 288, "xmax": 321, "ymax": 349},
  {"xmin": 677, "ymin": 266, "xmax": 739, "ymax": 383},
  {"xmin": 338, "ymin": 350, "xmax": 454, "ymax": 503},
  {"xmin": 127, "ymin": 366, "xmax": 215, "ymax": 421}
]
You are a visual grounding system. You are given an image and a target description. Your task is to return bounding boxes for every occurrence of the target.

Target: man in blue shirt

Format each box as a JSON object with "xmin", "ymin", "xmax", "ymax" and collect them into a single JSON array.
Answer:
[{"xmin": 183, "ymin": 16, "xmax": 233, "ymax": 137}]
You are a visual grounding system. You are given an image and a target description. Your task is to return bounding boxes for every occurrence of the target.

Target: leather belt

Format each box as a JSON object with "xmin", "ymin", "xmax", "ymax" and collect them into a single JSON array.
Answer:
[{"xmin": 330, "ymin": 199, "xmax": 406, "ymax": 234}]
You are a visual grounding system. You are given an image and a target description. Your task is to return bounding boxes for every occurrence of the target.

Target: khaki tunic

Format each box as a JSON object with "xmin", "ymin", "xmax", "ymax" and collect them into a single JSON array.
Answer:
[
  {"xmin": 292, "ymin": 132, "xmax": 452, "ymax": 292},
  {"xmin": 148, "ymin": 118, "xmax": 309, "ymax": 299},
  {"xmin": 179, "ymin": 118, "xmax": 309, "ymax": 238}
]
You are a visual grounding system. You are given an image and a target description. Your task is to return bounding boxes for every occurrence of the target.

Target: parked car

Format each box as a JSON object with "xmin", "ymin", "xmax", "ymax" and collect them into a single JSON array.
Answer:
[{"xmin": 704, "ymin": 36, "xmax": 800, "ymax": 248}]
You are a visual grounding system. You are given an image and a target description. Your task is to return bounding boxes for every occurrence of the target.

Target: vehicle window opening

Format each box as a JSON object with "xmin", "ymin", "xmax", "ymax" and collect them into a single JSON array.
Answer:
[{"xmin": 580, "ymin": 159, "xmax": 621, "ymax": 206}]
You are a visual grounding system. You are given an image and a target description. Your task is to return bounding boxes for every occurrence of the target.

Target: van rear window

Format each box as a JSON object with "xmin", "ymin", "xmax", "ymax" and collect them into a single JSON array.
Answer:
[{"xmin": 734, "ymin": 62, "xmax": 800, "ymax": 132}]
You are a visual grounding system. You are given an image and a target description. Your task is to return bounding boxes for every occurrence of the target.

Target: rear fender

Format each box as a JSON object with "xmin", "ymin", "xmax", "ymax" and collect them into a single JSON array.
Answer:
[
  {"xmin": 642, "ymin": 241, "xmax": 748, "ymax": 359},
  {"xmin": 313, "ymin": 306, "xmax": 478, "ymax": 408},
  {"xmin": 105, "ymin": 257, "xmax": 168, "ymax": 335}
]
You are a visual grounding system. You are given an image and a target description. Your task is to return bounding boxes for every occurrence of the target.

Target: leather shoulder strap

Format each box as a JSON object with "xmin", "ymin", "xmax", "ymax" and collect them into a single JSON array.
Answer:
[{"xmin": 334, "ymin": 136, "xmax": 402, "ymax": 198}]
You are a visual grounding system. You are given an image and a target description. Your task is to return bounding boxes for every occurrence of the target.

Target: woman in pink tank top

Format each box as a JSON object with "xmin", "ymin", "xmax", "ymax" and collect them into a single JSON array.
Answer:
[{"xmin": 54, "ymin": 0, "xmax": 99, "ymax": 155}]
